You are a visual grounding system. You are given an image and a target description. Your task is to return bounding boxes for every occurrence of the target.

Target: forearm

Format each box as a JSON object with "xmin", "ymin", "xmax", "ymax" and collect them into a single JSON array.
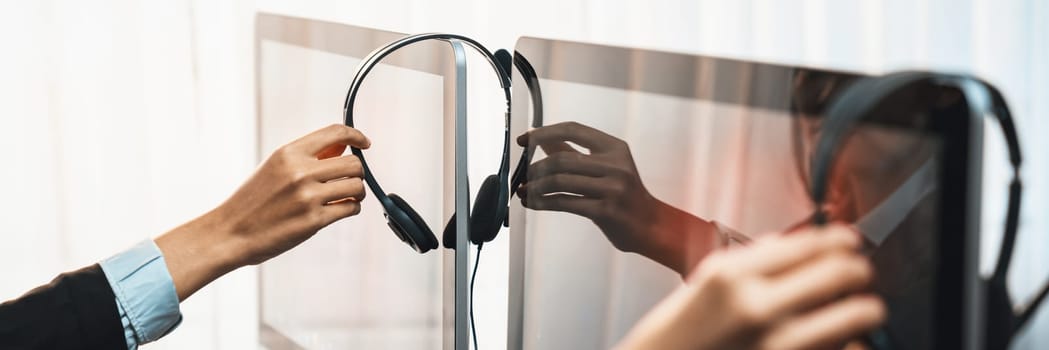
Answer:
[
  {"xmin": 639, "ymin": 200, "xmax": 722, "ymax": 277},
  {"xmin": 153, "ymin": 207, "xmax": 243, "ymax": 302}
]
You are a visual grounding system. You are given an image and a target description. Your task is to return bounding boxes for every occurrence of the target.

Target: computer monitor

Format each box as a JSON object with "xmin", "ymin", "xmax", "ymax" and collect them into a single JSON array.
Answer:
[
  {"xmin": 255, "ymin": 13, "xmax": 465, "ymax": 349},
  {"xmin": 507, "ymin": 37, "xmax": 981, "ymax": 350}
]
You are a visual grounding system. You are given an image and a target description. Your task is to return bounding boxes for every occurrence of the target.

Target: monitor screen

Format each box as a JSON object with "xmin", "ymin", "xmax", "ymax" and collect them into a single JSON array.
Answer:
[
  {"xmin": 256, "ymin": 14, "xmax": 461, "ymax": 349},
  {"xmin": 508, "ymin": 37, "xmax": 946, "ymax": 350}
]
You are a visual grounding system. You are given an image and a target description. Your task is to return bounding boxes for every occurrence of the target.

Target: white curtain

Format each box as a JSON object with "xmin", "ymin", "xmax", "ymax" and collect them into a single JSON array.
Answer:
[
  {"xmin": 1, "ymin": 0, "xmax": 1045, "ymax": 349},
  {"xmin": 0, "ymin": 1, "xmax": 257, "ymax": 348}
]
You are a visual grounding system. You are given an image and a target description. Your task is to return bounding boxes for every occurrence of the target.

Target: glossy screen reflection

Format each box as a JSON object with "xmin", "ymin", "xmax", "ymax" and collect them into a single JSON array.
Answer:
[
  {"xmin": 509, "ymin": 38, "xmax": 940, "ymax": 350},
  {"xmin": 256, "ymin": 15, "xmax": 459, "ymax": 349}
]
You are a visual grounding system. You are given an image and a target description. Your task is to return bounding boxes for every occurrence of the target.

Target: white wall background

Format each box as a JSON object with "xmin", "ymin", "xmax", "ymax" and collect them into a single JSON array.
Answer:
[
  {"xmin": 0, "ymin": 0, "xmax": 1045, "ymax": 349},
  {"xmin": 0, "ymin": 1, "xmax": 258, "ymax": 349}
]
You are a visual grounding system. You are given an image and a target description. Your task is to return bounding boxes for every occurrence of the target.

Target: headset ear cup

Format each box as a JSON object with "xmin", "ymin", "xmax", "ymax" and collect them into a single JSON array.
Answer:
[
  {"xmin": 388, "ymin": 193, "xmax": 439, "ymax": 253},
  {"xmin": 441, "ymin": 213, "xmax": 458, "ymax": 249},
  {"xmin": 469, "ymin": 175, "xmax": 505, "ymax": 244},
  {"xmin": 442, "ymin": 175, "xmax": 506, "ymax": 249}
]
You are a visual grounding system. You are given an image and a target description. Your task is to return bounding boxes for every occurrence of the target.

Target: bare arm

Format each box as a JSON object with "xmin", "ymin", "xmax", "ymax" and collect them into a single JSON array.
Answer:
[{"xmin": 155, "ymin": 124, "xmax": 370, "ymax": 301}]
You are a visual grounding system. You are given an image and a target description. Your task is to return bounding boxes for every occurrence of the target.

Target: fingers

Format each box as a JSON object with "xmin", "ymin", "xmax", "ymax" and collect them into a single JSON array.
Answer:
[
  {"xmin": 313, "ymin": 155, "xmax": 364, "ymax": 182},
  {"xmin": 289, "ymin": 124, "xmax": 371, "ymax": 155},
  {"xmin": 527, "ymin": 152, "xmax": 614, "ymax": 180},
  {"xmin": 321, "ymin": 177, "xmax": 366, "ymax": 204},
  {"xmin": 537, "ymin": 140, "xmax": 580, "ymax": 155},
  {"xmin": 761, "ymin": 295, "xmax": 886, "ymax": 350},
  {"xmin": 521, "ymin": 193, "xmax": 601, "ymax": 217},
  {"xmin": 517, "ymin": 121, "xmax": 624, "ymax": 153},
  {"xmin": 319, "ymin": 199, "xmax": 363, "ymax": 226},
  {"xmin": 766, "ymin": 251, "xmax": 874, "ymax": 316},
  {"xmin": 315, "ymin": 143, "xmax": 348, "ymax": 160},
  {"xmin": 521, "ymin": 174, "xmax": 616, "ymax": 198},
  {"xmin": 842, "ymin": 340, "xmax": 872, "ymax": 350},
  {"xmin": 282, "ymin": 125, "xmax": 369, "ymax": 225},
  {"xmin": 735, "ymin": 225, "xmax": 861, "ymax": 275}
]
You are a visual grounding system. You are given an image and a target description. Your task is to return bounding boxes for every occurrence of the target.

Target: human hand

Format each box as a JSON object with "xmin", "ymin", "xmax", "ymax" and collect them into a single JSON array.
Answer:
[
  {"xmin": 616, "ymin": 225, "xmax": 884, "ymax": 350},
  {"xmin": 516, "ymin": 122, "xmax": 720, "ymax": 273},
  {"xmin": 156, "ymin": 124, "xmax": 370, "ymax": 300},
  {"xmin": 516, "ymin": 122, "xmax": 664, "ymax": 251}
]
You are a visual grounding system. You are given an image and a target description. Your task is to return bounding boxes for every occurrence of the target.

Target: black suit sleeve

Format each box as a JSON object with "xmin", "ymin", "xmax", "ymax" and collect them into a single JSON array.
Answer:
[{"xmin": 0, "ymin": 264, "xmax": 127, "ymax": 350}]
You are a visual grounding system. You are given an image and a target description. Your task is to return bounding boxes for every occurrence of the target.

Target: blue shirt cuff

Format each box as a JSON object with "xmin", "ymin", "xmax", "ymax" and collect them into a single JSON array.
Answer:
[{"xmin": 100, "ymin": 239, "xmax": 183, "ymax": 348}]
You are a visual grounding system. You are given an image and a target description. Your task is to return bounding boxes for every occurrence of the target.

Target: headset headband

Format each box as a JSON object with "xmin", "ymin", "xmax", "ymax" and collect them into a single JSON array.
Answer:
[
  {"xmin": 809, "ymin": 72, "xmax": 1022, "ymax": 222},
  {"xmin": 508, "ymin": 51, "xmax": 545, "ymax": 199},
  {"xmin": 343, "ymin": 33, "xmax": 513, "ymax": 206}
]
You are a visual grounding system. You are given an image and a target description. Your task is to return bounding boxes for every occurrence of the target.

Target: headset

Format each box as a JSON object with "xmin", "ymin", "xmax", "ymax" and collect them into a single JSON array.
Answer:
[
  {"xmin": 507, "ymin": 51, "xmax": 544, "ymax": 209},
  {"xmin": 441, "ymin": 50, "xmax": 544, "ymax": 249},
  {"xmin": 810, "ymin": 71, "xmax": 1047, "ymax": 349},
  {"xmin": 342, "ymin": 36, "xmax": 545, "ymax": 350},
  {"xmin": 343, "ymin": 33, "xmax": 512, "ymax": 254}
]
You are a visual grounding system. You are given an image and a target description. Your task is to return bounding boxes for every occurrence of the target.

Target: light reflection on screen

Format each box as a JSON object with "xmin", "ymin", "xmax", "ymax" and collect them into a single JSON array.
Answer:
[
  {"xmin": 256, "ymin": 17, "xmax": 453, "ymax": 349},
  {"xmin": 511, "ymin": 38, "xmax": 940, "ymax": 350}
]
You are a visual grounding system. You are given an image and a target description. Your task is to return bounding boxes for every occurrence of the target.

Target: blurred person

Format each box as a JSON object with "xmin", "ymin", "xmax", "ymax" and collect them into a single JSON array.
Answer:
[
  {"xmin": 513, "ymin": 116, "xmax": 888, "ymax": 348},
  {"xmin": 516, "ymin": 77, "xmax": 944, "ymax": 348},
  {"xmin": 0, "ymin": 124, "xmax": 370, "ymax": 350}
]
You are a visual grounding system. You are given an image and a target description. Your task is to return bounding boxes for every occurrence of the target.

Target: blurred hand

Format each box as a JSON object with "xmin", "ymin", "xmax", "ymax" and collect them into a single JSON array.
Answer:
[
  {"xmin": 156, "ymin": 124, "xmax": 371, "ymax": 300},
  {"xmin": 517, "ymin": 121, "xmax": 721, "ymax": 274},
  {"xmin": 616, "ymin": 225, "xmax": 885, "ymax": 350}
]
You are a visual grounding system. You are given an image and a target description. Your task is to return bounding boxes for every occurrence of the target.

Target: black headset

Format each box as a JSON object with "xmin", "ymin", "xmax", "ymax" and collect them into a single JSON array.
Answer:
[
  {"xmin": 440, "ymin": 50, "xmax": 545, "ymax": 249},
  {"xmin": 810, "ymin": 71, "xmax": 1046, "ymax": 349},
  {"xmin": 508, "ymin": 51, "xmax": 544, "ymax": 206},
  {"xmin": 343, "ymin": 33, "xmax": 512, "ymax": 254}
]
